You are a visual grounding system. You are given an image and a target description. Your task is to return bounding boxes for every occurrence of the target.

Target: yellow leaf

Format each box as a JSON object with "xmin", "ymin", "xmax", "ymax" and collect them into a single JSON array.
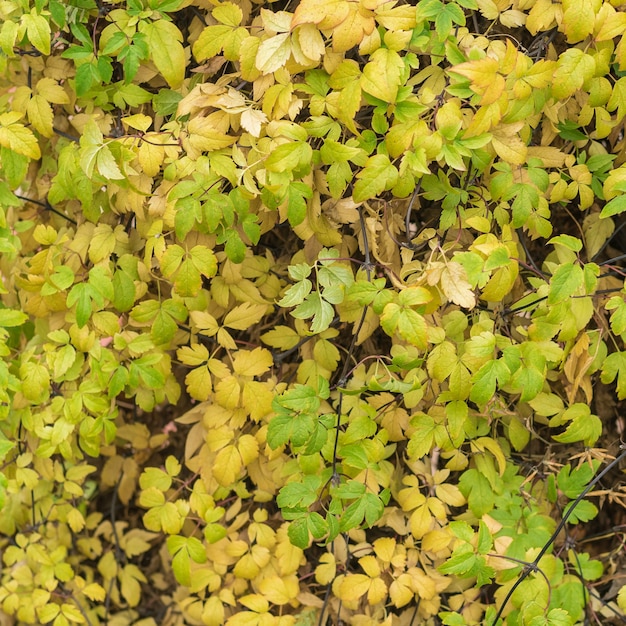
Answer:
[
  {"xmin": 213, "ymin": 2, "xmax": 243, "ymax": 27},
  {"xmin": 66, "ymin": 508, "xmax": 85, "ymax": 532},
  {"xmin": 441, "ymin": 262, "xmax": 475, "ymax": 309},
  {"xmin": 257, "ymin": 575, "xmax": 299, "ymax": 605},
  {"xmin": 202, "ymin": 596, "xmax": 225, "ymax": 626},
  {"xmin": 292, "ymin": 0, "xmax": 350, "ymax": 30},
  {"xmin": 0, "ymin": 112, "xmax": 41, "ymax": 159},
  {"xmin": 242, "ymin": 381, "xmax": 274, "ymax": 420},
  {"xmin": 213, "ymin": 444, "xmax": 242, "ymax": 486},
  {"xmin": 120, "ymin": 564, "xmax": 146, "ymax": 607},
  {"xmin": 217, "ymin": 327, "xmax": 237, "ymax": 350},
  {"xmin": 261, "ymin": 325, "xmax": 300, "ymax": 350},
  {"xmin": 358, "ymin": 555, "xmax": 380, "ymax": 578},
  {"xmin": 122, "ymin": 114, "xmax": 152, "ymax": 132},
  {"xmin": 375, "ymin": 4, "xmax": 417, "ymax": 30},
  {"xmin": 482, "ymin": 264, "xmax": 518, "ymax": 302},
  {"xmin": 0, "ymin": 20, "xmax": 18, "ymax": 57},
  {"xmin": 239, "ymin": 594, "xmax": 269, "ymax": 613},
  {"xmin": 140, "ymin": 21, "xmax": 185, "ymax": 89},
  {"xmin": 491, "ymin": 128, "xmax": 527, "ymax": 165},
  {"xmin": 233, "ymin": 347, "xmax": 273, "ymax": 377},
  {"xmin": 409, "ymin": 568, "xmax": 437, "ymax": 599},
  {"xmin": 138, "ymin": 138, "xmax": 165, "ymax": 178},
  {"xmin": 82, "ymin": 583, "xmax": 106, "ymax": 602},
  {"xmin": 526, "ymin": 0, "xmax": 560, "ymax": 35},
  {"xmin": 562, "ymin": 0, "xmax": 599, "ymax": 43},
  {"xmin": 36, "ymin": 77, "xmax": 69, "ymax": 104},
  {"xmin": 224, "ymin": 303, "xmax": 267, "ymax": 331},
  {"xmin": 360, "ymin": 47, "xmax": 404, "ymax": 103},
  {"xmin": 336, "ymin": 573, "xmax": 371, "ymax": 602},
  {"xmin": 389, "ymin": 574, "xmax": 414, "ymax": 608},
  {"xmin": 472, "ymin": 436, "xmax": 507, "ymax": 476},
  {"xmin": 435, "ymin": 483, "xmax": 466, "ymax": 507},
  {"xmin": 595, "ymin": 3, "xmax": 626, "ymax": 41},
  {"xmin": 237, "ymin": 434, "xmax": 259, "ymax": 466},
  {"xmin": 618, "ymin": 585, "xmax": 626, "ymax": 613},
  {"xmin": 215, "ymin": 375, "xmax": 241, "ymax": 409},
  {"xmin": 185, "ymin": 366, "xmax": 213, "ymax": 401},
  {"xmin": 256, "ymin": 33, "xmax": 292, "ymax": 74},
  {"xmin": 526, "ymin": 146, "xmax": 569, "ymax": 168},
  {"xmin": 367, "ymin": 577, "xmax": 387, "ymax": 604},
  {"xmin": 410, "ymin": 505, "xmax": 432, "ymax": 539},
  {"xmin": 315, "ymin": 553, "xmax": 336, "ymax": 584},
  {"xmin": 190, "ymin": 311, "xmax": 219, "ymax": 337},
  {"xmin": 452, "ymin": 57, "xmax": 504, "ymax": 105},
  {"xmin": 187, "ymin": 117, "xmax": 237, "ymax": 153},
  {"xmin": 332, "ymin": 4, "xmax": 375, "ymax": 52},
  {"xmin": 26, "ymin": 94, "xmax": 53, "ymax": 137}
]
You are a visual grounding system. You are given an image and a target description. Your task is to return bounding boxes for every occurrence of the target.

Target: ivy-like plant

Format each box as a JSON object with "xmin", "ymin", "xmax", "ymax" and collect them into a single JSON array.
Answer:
[{"xmin": 1, "ymin": 0, "xmax": 626, "ymax": 625}]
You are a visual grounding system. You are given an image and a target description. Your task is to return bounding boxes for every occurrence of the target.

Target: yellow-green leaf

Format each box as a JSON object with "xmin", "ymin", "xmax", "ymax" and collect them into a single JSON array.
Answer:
[
  {"xmin": 140, "ymin": 21, "xmax": 185, "ymax": 89},
  {"xmin": 26, "ymin": 94, "xmax": 54, "ymax": 137},
  {"xmin": 360, "ymin": 47, "xmax": 404, "ymax": 103},
  {"xmin": 21, "ymin": 10, "xmax": 51, "ymax": 56}
]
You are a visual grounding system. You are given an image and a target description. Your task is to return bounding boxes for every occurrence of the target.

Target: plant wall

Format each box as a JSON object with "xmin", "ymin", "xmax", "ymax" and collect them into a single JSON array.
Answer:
[{"xmin": 1, "ymin": 0, "xmax": 626, "ymax": 625}]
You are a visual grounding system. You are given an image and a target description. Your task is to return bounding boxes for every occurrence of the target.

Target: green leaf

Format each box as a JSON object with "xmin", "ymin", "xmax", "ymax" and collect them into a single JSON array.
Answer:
[
  {"xmin": 287, "ymin": 181, "xmax": 312, "ymax": 226},
  {"xmin": 287, "ymin": 516, "xmax": 310, "ymax": 549},
  {"xmin": 562, "ymin": 499, "xmax": 598, "ymax": 524},
  {"xmin": 601, "ymin": 193, "xmax": 626, "ymax": 218},
  {"xmin": 459, "ymin": 469, "xmax": 495, "ymax": 516},
  {"xmin": 548, "ymin": 262, "xmax": 584, "ymax": 304},
  {"xmin": 600, "ymin": 351, "xmax": 626, "ymax": 399},
  {"xmin": 292, "ymin": 291, "xmax": 334, "ymax": 334}
]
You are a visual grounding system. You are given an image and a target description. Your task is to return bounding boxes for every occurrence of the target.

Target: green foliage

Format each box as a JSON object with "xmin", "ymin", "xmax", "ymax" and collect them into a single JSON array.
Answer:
[{"xmin": 1, "ymin": 0, "xmax": 626, "ymax": 624}]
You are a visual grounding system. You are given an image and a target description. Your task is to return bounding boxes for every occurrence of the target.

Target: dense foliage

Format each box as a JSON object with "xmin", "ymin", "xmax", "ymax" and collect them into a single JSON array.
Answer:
[{"xmin": 1, "ymin": 0, "xmax": 626, "ymax": 624}]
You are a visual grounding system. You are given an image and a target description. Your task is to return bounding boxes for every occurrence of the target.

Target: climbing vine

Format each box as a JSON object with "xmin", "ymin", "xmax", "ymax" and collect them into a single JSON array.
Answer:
[{"xmin": 0, "ymin": 0, "xmax": 626, "ymax": 625}]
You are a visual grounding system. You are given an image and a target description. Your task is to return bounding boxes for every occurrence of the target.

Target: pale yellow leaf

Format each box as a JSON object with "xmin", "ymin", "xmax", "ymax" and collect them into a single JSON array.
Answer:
[
  {"xmin": 441, "ymin": 262, "xmax": 476, "ymax": 309},
  {"xmin": 187, "ymin": 117, "xmax": 237, "ymax": 153},
  {"xmin": 240, "ymin": 109, "xmax": 267, "ymax": 138},
  {"xmin": 294, "ymin": 23, "xmax": 325, "ymax": 61},
  {"xmin": 256, "ymin": 33, "xmax": 292, "ymax": 74},
  {"xmin": 491, "ymin": 131, "xmax": 527, "ymax": 165}
]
